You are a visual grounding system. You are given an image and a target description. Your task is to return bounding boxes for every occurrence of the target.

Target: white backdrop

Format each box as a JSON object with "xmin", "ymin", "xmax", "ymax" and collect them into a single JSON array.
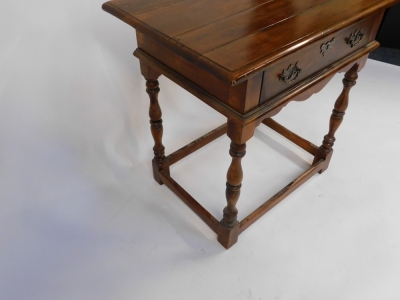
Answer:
[{"xmin": 1, "ymin": 1, "xmax": 400, "ymax": 299}]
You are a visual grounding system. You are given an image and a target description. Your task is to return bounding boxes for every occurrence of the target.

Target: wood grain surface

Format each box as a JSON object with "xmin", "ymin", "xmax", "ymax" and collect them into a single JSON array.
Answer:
[{"xmin": 103, "ymin": 0, "xmax": 400, "ymax": 84}]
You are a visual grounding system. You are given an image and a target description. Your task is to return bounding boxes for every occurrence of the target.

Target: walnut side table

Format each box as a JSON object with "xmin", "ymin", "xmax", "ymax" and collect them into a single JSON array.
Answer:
[{"xmin": 102, "ymin": 0, "xmax": 399, "ymax": 249}]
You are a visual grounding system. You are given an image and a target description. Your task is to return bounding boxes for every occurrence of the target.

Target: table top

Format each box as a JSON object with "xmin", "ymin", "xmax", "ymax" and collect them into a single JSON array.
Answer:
[{"xmin": 103, "ymin": 0, "xmax": 398, "ymax": 84}]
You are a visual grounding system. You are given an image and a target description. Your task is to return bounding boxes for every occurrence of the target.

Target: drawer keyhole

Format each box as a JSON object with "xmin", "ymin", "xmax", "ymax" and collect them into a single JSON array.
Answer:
[{"xmin": 321, "ymin": 38, "xmax": 335, "ymax": 56}]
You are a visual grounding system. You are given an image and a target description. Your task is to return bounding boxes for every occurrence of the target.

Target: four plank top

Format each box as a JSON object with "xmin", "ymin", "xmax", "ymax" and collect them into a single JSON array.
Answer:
[{"xmin": 103, "ymin": 0, "xmax": 398, "ymax": 84}]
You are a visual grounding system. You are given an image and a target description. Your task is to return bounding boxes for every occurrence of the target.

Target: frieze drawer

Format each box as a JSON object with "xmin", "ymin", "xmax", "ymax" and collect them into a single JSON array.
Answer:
[{"xmin": 259, "ymin": 13, "xmax": 380, "ymax": 105}]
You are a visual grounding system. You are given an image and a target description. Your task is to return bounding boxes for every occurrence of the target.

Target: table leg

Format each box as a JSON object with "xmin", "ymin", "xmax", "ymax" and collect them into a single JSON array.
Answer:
[
  {"xmin": 218, "ymin": 120, "xmax": 257, "ymax": 248},
  {"xmin": 217, "ymin": 142, "xmax": 246, "ymax": 248},
  {"xmin": 141, "ymin": 63, "xmax": 170, "ymax": 184},
  {"xmin": 313, "ymin": 63, "xmax": 360, "ymax": 173}
]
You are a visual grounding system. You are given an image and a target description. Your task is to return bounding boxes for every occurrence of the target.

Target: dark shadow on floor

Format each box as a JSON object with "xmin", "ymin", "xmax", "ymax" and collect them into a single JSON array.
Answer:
[{"xmin": 369, "ymin": 47, "xmax": 400, "ymax": 67}]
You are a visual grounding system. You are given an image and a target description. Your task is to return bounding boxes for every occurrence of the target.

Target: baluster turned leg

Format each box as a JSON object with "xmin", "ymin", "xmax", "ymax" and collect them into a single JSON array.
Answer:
[
  {"xmin": 218, "ymin": 142, "xmax": 246, "ymax": 249},
  {"xmin": 313, "ymin": 63, "xmax": 359, "ymax": 173},
  {"xmin": 142, "ymin": 64, "xmax": 169, "ymax": 184}
]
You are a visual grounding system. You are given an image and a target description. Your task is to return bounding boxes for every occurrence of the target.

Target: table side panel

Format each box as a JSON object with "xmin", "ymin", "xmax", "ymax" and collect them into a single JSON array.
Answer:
[{"xmin": 137, "ymin": 33, "xmax": 262, "ymax": 114}]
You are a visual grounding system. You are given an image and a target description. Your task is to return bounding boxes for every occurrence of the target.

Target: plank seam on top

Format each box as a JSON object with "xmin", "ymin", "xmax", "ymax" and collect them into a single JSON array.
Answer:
[
  {"xmin": 103, "ymin": 0, "xmax": 394, "ymax": 84},
  {"xmin": 178, "ymin": 0, "xmax": 333, "ymax": 54},
  {"xmin": 204, "ymin": 0, "xmax": 385, "ymax": 72},
  {"xmin": 170, "ymin": 0, "xmax": 276, "ymax": 38},
  {"xmin": 136, "ymin": 0, "xmax": 277, "ymax": 37},
  {"xmin": 105, "ymin": 0, "xmax": 332, "ymax": 72},
  {"xmin": 134, "ymin": 0, "xmax": 268, "ymax": 17},
  {"xmin": 103, "ymin": 1, "xmax": 232, "ymax": 73},
  {"xmin": 201, "ymin": 0, "xmax": 336, "ymax": 56},
  {"xmin": 133, "ymin": 0, "xmax": 192, "ymax": 16}
]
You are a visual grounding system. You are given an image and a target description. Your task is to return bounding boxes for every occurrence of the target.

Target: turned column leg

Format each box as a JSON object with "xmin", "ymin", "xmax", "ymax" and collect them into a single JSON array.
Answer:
[
  {"xmin": 223, "ymin": 142, "xmax": 246, "ymax": 227},
  {"xmin": 217, "ymin": 120, "xmax": 258, "ymax": 248},
  {"xmin": 218, "ymin": 142, "xmax": 246, "ymax": 248},
  {"xmin": 313, "ymin": 63, "xmax": 359, "ymax": 173},
  {"xmin": 142, "ymin": 64, "xmax": 169, "ymax": 184}
]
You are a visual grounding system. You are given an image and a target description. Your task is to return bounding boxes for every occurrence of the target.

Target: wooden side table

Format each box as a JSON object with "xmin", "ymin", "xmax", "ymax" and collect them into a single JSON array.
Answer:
[{"xmin": 102, "ymin": 0, "xmax": 400, "ymax": 249}]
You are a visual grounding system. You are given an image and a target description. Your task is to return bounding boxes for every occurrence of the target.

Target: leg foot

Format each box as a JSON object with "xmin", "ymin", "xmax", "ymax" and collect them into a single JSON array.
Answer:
[
  {"xmin": 317, "ymin": 149, "xmax": 333, "ymax": 174},
  {"xmin": 151, "ymin": 159, "xmax": 170, "ymax": 185},
  {"xmin": 217, "ymin": 221, "xmax": 239, "ymax": 249}
]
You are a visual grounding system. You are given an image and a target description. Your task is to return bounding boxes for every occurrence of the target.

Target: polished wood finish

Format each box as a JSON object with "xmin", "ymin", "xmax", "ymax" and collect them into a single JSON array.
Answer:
[
  {"xmin": 159, "ymin": 170, "xmax": 219, "ymax": 233},
  {"xmin": 239, "ymin": 158, "xmax": 326, "ymax": 233},
  {"xmin": 259, "ymin": 14, "xmax": 377, "ymax": 104},
  {"xmin": 141, "ymin": 64, "xmax": 170, "ymax": 184},
  {"xmin": 166, "ymin": 123, "xmax": 227, "ymax": 167},
  {"xmin": 263, "ymin": 118, "xmax": 318, "ymax": 156},
  {"xmin": 103, "ymin": 0, "xmax": 397, "ymax": 84},
  {"xmin": 136, "ymin": 32, "xmax": 264, "ymax": 114},
  {"xmin": 313, "ymin": 63, "xmax": 360, "ymax": 173},
  {"xmin": 134, "ymin": 42, "xmax": 377, "ymax": 123},
  {"xmin": 218, "ymin": 142, "xmax": 246, "ymax": 248},
  {"xmin": 218, "ymin": 142, "xmax": 246, "ymax": 249},
  {"xmin": 103, "ymin": 0, "xmax": 400, "ymax": 249}
]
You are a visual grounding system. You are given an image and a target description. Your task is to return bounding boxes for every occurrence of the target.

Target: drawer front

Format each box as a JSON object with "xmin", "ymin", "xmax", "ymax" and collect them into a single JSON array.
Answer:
[{"xmin": 259, "ymin": 14, "xmax": 378, "ymax": 105}]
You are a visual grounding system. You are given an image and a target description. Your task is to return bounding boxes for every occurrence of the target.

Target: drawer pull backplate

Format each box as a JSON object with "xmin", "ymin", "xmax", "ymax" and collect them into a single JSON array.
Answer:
[
  {"xmin": 280, "ymin": 62, "xmax": 302, "ymax": 84},
  {"xmin": 348, "ymin": 28, "xmax": 365, "ymax": 48}
]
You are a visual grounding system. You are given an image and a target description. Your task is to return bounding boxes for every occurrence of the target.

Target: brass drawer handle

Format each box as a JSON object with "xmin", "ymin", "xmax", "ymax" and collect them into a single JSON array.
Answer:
[
  {"xmin": 321, "ymin": 38, "xmax": 335, "ymax": 56},
  {"xmin": 348, "ymin": 28, "xmax": 365, "ymax": 47},
  {"xmin": 280, "ymin": 62, "xmax": 302, "ymax": 84}
]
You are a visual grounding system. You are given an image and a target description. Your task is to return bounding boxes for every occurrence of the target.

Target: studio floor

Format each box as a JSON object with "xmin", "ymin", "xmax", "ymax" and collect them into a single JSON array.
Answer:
[{"xmin": 1, "ymin": 1, "xmax": 400, "ymax": 299}]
